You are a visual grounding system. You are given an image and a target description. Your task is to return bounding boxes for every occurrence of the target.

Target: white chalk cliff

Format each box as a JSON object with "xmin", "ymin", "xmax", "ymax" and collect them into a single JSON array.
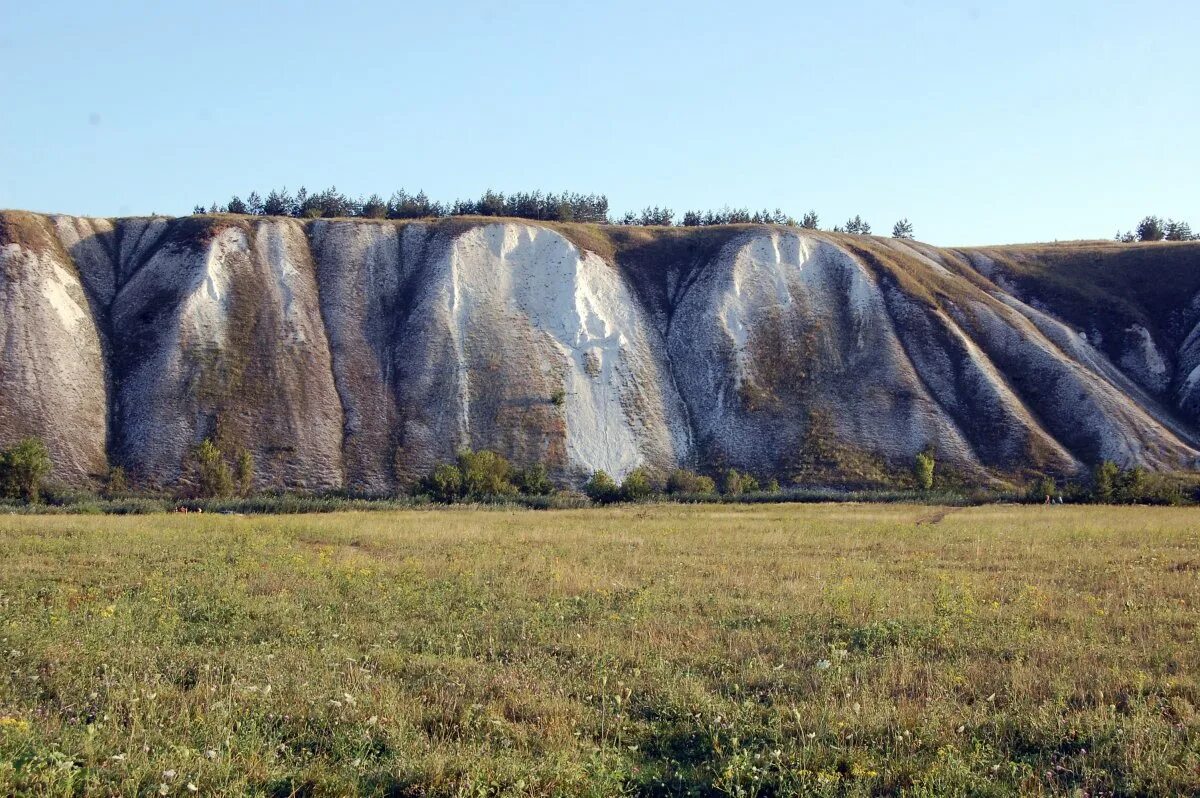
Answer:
[{"xmin": 2, "ymin": 210, "xmax": 1197, "ymax": 490}]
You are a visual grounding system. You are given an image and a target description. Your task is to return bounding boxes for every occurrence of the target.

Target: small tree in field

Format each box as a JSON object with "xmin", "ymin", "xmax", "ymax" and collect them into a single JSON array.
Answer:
[
  {"xmin": 0, "ymin": 438, "xmax": 52, "ymax": 503},
  {"xmin": 892, "ymin": 218, "xmax": 914, "ymax": 239},
  {"xmin": 914, "ymin": 451, "xmax": 935, "ymax": 491}
]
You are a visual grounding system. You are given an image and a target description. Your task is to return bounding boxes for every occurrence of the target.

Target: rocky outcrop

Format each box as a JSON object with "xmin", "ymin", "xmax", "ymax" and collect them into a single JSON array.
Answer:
[{"xmin": 1, "ymin": 210, "xmax": 1198, "ymax": 491}]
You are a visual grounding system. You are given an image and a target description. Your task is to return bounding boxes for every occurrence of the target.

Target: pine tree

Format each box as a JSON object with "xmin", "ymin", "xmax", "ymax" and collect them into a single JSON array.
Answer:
[
  {"xmin": 1136, "ymin": 216, "xmax": 1165, "ymax": 241},
  {"xmin": 262, "ymin": 188, "xmax": 293, "ymax": 216},
  {"xmin": 841, "ymin": 215, "xmax": 871, "ymax": 235},
  {"xmin": 1165, "ymin": 219, "xmax": 1195, "ymax": 241},
  {"xmin": 892, "ymin": 218, "xmax": 914, "ymax": 239}
]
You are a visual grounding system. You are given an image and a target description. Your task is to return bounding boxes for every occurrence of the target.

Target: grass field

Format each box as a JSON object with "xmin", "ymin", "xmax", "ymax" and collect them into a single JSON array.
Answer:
[{"xmin": 0, "ymin": 505, "xmax": 1197, "ymax": 796}]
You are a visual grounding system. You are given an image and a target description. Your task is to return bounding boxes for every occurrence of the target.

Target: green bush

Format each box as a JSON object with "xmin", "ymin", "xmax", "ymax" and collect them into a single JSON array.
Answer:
[
  {"xmin": 740, "ymin": 473, "xmax": 761, "ymax": 493},
  {"xmin": 584, "ymin": 470, "xmax": 620, "ymax": 503},
  {"xmin": 695, "ymin": 475, "xmax": 717, "ymax": 494},
  {"xmin": 665, "ymin": 469, "xmax": 703, "ymax": 494},
  {"xmin": 914, "ymin": 451, "xmax": 935, "ymax": 491},
  {"xmin": 1086, "ymin": 461, "xmax": 1185, "ymax": 505},
  {"xmin": 1115, "ymin": 466, "xmax": 1148, "ymax": 504},
  {"xmin": 193, "ymin": 439, "xmax": 233, "ymax": 498},
  {"xmin": 456, "ymin": 450, "xmax": 517, "ymax": 498},
  {"xmin": 515, "ymin": 463, "xmax": 554, "ymax": 496},
  {"xmin": 235, "ymin": 450, "xmax": 254, "ymax": 496},
  {"xmin": 1028, "ymin": 476, "xmax": 1056, "ymax": 503},
  {"xmin": 719, "ymin": 468, "xmax": 743, "ymax": 495},
  {"xmin": 427, "ymin": 463, "xmax": 463, "ymax": 503},
  {"xmin": 105, "ymin": 465, "xmax": 129, "ymax": 499},
  {"xmin": 0, "ymin": 438, "xmax": 52, "ymax": 503},
  {"xmin": 620, "ymin": 468, "xmax": 654, "ymax": 501},
  {"xmin": 422, "ymin": 451, "xmax": 555, "ymax": 502}
]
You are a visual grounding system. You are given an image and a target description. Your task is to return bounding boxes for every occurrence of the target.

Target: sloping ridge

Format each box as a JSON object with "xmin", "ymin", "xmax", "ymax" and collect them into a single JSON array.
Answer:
[{"xmin": 2, "ymin": 210, "xmax": 1198, "ymax": 491}]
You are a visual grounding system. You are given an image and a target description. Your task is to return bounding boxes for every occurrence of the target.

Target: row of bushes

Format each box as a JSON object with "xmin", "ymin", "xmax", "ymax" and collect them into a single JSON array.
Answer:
[
  {"xmin": 421, "ymin": 450, "xmax": 555, "ymax": 503},
  {"xmin": 1024, "ymin": 461, "xmax": 1190, "ymax": 505},
  {"xmin": 581, "ymin": 466, "xmax": 783, "ymax": 504},
  {"xmin": 192, "ymin": 186, "xmax": 917, "ymax": 237},
  {"xmin": 3, "ymin": 438, "xmax": 1195, "ymax": 510},
  {"xmin": 418, "ymin": 452, "xmax": 778, "ymax": 504}
]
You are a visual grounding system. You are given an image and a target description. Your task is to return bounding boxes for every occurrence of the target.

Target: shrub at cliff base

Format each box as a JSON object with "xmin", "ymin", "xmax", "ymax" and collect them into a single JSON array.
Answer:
[{"xmin": 0, "ymin": 438, "xmax": 52, "ymax": 504}]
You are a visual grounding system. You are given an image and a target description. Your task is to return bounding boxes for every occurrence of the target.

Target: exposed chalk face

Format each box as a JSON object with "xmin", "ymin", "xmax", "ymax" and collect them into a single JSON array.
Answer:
[
  {"xmin": 310, "ymin": 220, "xmax": 411, "ymax": 492},
  {"xmin": 435, "ymin": 223, "xmax": 689, "ymax": 481},
  {"xmin": 109, "ymin": 219, "xmax": 343, "ymax": 489},
  {"xmin": 318, "ymin": 222, "xmax": 687, "ymax": 487},
  {"xmin": 958, "ymin": 299, "xmax": 1193, "ymax": 469},
  {"xmin": 1, "ymin": 210, "xmax": 1198, "ymax": 491},
  {"xmin": 1118, "ymin": 324, "xmax": 1171, "ymax": 395},
  {"xmin": 0, "ymin": 215, "xmax": 107, "ymax": 482},
  {"xmin": 669, "ymin": 230, "xmax": 979, "ymax": 472}
]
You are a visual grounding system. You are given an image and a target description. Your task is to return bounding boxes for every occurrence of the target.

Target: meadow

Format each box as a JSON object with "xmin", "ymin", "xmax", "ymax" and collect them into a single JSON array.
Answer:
[{"xmin": 0, "ymin": 504, "xmax": 1197, "ymax": 796}]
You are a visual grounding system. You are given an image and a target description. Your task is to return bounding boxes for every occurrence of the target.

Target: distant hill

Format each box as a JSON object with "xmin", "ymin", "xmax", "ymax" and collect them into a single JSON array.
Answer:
[{"xmin": 2, "ymin": 210, "xmax": 1199, "ymax": 492}]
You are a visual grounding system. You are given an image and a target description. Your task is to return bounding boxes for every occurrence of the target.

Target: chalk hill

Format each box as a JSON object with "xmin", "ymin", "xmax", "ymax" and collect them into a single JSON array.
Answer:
[{"xmin": 2, "ymin": 210, "xmax": 1199, "ymax": 491}]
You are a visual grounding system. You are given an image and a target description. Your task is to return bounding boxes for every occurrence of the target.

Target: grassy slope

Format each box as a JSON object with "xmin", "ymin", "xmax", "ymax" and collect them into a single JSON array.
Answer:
[
  {"xmin": 0, "ymin": 505, "xmax": 1197, "ymax": 796},
  {"xmin": 957, "ymin": 240, "xmax": 1200, "ymax": 354}
]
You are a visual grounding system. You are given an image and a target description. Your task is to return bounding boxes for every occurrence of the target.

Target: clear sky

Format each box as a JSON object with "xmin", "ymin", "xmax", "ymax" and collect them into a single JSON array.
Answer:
[{"xmin": 1, "ymin": 0, "xmax": 1196, "ymax": 246}]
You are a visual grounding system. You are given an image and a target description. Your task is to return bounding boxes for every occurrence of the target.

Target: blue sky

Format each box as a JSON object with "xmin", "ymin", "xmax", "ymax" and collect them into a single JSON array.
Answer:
[{"xmin": 1, "ymin": 0, "xmax": 1196, "ymax": 246}]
